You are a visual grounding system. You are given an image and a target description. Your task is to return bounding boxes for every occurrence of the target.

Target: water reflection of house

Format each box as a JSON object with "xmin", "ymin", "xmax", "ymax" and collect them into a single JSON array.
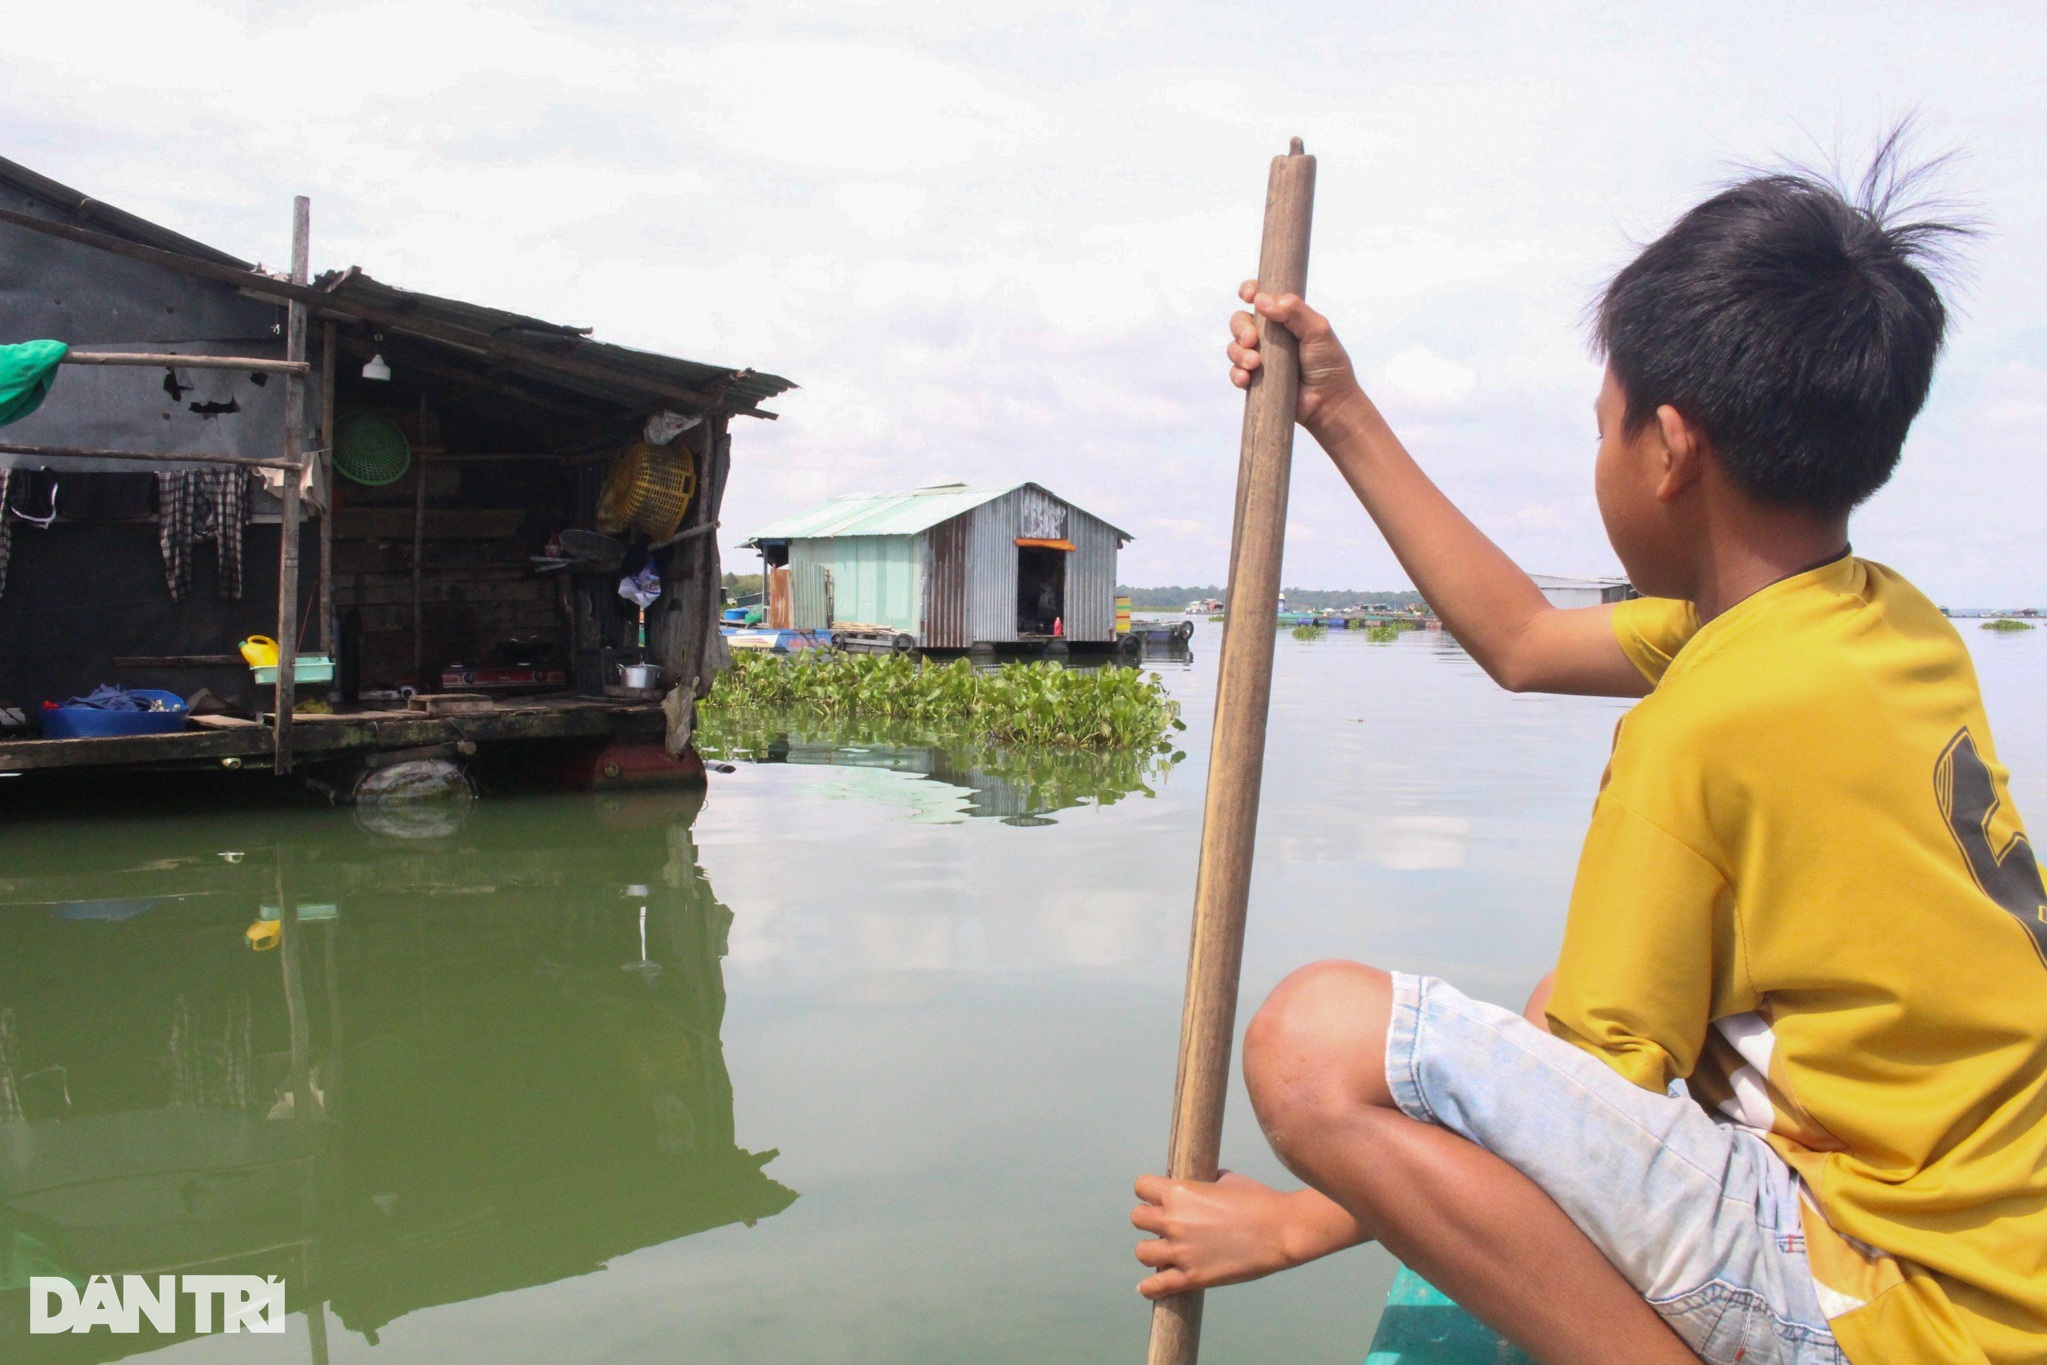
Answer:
[
  {"xmin": 745, "ymin": 482, "xmax": 1132, "ymax": 652},
  {"xmin": 0, "ymin": 789, "xmax": 792, "ymax": 1357},
  {"xmin": 752, "ymin": 729, "xmax": 1174, "ymax": 824}
]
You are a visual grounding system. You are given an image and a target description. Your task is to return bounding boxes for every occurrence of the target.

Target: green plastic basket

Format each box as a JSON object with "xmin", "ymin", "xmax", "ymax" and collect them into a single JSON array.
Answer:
[{"xmin": 334, "ymin": 411, "xmax": 412, "ymax": 487}]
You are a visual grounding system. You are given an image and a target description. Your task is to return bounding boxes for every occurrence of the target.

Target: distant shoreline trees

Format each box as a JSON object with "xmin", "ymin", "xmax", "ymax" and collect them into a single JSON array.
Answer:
[{"xmin": 1117, "ymin": 584, "xmax": 1425, "ymax": 611}]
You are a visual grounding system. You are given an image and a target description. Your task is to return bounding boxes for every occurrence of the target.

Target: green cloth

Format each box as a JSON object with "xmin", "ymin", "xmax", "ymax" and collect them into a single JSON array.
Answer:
[{"xmin": 0, "ymin": 339, "xmax": 68, "ymax": 427}]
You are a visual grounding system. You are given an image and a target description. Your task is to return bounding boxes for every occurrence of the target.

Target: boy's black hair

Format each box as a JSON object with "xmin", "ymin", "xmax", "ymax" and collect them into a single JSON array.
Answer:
[{"xmin": 1595, "ymin": 129, "xmax": 1970, "ymax": 516}]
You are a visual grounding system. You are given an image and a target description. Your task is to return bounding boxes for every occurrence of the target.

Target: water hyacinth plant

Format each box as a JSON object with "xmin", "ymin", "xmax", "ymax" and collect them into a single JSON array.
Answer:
[
  {"xmin": 702, "ymin": 652, "xmax": 1185, "ymax": 751},
  {"xmin": 1289, "ymin": 622, "xmax": 1327, "ymax": 640},
  {"xmin": 1982, "ymin": 618, "xmax": 2036, "ymax": 632}
]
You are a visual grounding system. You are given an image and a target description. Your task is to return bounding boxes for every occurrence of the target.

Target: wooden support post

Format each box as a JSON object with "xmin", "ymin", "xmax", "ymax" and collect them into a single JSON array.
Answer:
[
  {"xmin": 1146, "ymin": 139, "xmax": 1315, "ymax": 1365},
  {"xmin": 695, "ymin": 416, "xmax": 731, "ymax": 697},
  {"xmin": 411, "ymin": 392, "xmax": 427, "ymax": 687},
  {"xmin": 320, "ymin": 321, "xmax": 337, "ymax": 673},
  {"xmin": 275, "ymin": 195, "xmax": 310, "ymax": 775}
]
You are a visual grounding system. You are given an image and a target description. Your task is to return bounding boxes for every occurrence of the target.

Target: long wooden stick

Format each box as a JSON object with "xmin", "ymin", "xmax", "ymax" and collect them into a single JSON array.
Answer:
[
  {"xmin": 0, "ymin": 441, "xmax": 302, "ymax": 470},
  {"xmin": 319, "ymin": 321, "xmax": 337, "ymax": 667},
  {"xmin": 63, "ymin": 352, "xmax": 309, "ymax": 374},
  {"xmin": 412, "ymin": 393, "xmax": 429, "ymax": 686},
  {"xmin": 1147, "ymin": 138, "xmax": 1315, "ymax": 1365},
  {"xmin": 276, "ymin": 195, "xmax": 310, "ymax": 775}
]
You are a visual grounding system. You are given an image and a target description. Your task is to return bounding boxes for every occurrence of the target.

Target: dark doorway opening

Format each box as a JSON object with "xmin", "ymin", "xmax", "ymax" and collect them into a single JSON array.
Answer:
[{"xmin": 1017, "ymin": 546, "xmax": 1066, "ymax": 636}]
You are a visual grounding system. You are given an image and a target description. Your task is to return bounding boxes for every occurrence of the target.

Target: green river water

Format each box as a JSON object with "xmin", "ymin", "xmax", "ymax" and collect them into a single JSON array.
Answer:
[{"xmin": 3, "ymin": 621, "xmax": 2044, "ymax": 1363}]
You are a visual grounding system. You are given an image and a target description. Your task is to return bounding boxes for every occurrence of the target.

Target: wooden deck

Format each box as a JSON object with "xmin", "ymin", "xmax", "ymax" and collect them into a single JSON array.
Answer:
[{"xmin": 0, "ymin": 696, "xmax": 665, "ymax": 773}]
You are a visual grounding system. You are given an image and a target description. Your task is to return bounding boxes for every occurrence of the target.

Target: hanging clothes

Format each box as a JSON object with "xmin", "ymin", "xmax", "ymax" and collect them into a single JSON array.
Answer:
[
  {"xmin": 0, "ymin": 340, "xmax": 67, "ymax": 427},
  {"xmin": 156, "ymin": 468, "xmax": 248, "ymax": 600},
  {"xmin": 0, "ymin": 466, "xmax": 59, "ymax": 601}
]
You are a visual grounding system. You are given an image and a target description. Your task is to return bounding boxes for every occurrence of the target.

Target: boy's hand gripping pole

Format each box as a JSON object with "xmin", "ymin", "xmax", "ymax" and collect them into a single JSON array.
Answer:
[{"xmin": 1147, "ymin": 138, "xmax": 1315, "ymax": 1365}]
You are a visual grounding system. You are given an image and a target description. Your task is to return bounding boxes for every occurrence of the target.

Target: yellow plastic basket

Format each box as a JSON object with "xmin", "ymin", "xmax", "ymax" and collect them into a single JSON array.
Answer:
[{"xmin": 596, "ymin": 442, "xmax": 697, "ymax": 541}]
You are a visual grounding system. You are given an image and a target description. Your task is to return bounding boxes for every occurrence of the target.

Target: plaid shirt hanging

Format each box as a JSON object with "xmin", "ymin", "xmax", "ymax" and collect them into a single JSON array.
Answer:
[{"xmin": 156, "ymin": 468, "xmax": 248, "ymax": 600}]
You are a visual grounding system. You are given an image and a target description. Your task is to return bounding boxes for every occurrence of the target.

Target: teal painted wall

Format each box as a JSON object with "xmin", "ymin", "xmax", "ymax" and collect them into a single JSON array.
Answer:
[{"xmin": 789, "ymin": 535, "xmax": 920, "ymax": 632}]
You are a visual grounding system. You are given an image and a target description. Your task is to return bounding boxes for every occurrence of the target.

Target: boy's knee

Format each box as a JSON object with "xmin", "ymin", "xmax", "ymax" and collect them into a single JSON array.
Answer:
[
  {"xmin": 1522, "ymin": 971, "xmax": 1556, "ymax": 1031},
  {"xmin": 1244, "ymin": 961, "xmax": 1396, "ymax": 1145}
]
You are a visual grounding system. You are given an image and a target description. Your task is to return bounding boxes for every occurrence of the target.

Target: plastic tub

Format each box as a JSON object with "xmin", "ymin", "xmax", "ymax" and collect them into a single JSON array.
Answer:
[
  {"xmin": 41, "ymin": 689, "xmax": 189, "ymax": 739},
  {"xmin": 251, "ymin": 655, "xmax": 335, "ymax": 686}
]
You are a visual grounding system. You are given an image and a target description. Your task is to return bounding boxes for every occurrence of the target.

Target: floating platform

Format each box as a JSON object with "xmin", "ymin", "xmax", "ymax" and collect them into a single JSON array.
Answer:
[{"xmin": 0, "ymin": 695, "xmax": 667, "ymax": 776}]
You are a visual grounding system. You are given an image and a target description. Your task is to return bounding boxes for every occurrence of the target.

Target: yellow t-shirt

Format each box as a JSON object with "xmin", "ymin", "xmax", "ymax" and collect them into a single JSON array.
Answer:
[{"xmin": 1547, "ymin": 556, "xmax": 2047, "ymax": 1365}]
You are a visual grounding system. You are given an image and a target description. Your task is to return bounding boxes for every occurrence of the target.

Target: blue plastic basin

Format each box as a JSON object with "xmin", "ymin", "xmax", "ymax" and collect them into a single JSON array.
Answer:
[{"xmin": 41, "ymin": 689, "xmax": 190, "ymax": 739}]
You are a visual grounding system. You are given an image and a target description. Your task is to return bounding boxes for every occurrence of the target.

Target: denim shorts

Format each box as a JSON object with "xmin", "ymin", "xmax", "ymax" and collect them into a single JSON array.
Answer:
[{"xmin": 1385, "ymin": 972, "xmax": 1849, "ymax": 1365}]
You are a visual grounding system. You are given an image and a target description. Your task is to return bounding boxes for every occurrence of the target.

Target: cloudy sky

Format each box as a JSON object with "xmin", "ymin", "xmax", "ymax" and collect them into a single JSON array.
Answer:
[{"xmin": 6, "ymin": 2, "xmax": 2043, "ymax": 602}]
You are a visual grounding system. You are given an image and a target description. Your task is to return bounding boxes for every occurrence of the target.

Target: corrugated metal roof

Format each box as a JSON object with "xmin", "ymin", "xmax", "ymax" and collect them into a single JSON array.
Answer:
[
  {"xmin": 315, "ymin": 270, "xmax": 795, "ymax": 416},
  {"xmin": 0, "ymin": 155, "xmax": 252, "ymax": 269},
  {"xmin": 751, "ymin": 482, "xmax": 1132, "ymax": 541},
  {"xmin": 0, "ymin": 154, "xmax": 794, "ymax": 420},
  {"xmin": 1527, "ymin": 573, "xmax": 1629, "ymax": 590}
]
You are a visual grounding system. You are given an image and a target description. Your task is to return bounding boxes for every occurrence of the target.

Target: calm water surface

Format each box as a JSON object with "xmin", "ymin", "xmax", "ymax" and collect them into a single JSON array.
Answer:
[{"xmin": 4, "ymin": 621, "xmax": 2043, "ymax": 1363}]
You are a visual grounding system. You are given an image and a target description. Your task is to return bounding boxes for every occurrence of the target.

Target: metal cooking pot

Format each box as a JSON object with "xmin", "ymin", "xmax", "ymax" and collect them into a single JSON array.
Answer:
[{"xmin": 620, "ymin": 662, "xmax": 660, "ymax": 690}]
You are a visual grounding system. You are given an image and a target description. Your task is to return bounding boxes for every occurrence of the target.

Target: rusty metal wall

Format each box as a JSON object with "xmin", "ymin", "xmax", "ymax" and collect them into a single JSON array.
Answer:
[
  {"xmin": 965, "ymin": 491, "xmax": 1021, "ymax": 644},
  {"xmin": 921, "ymin": 516, "xmax": 970, "ymax": 647},
  {"xmin": 1016, "ymin": 485, "xmax": 1069, "ymax": 541},
  {"xmin": 1064, "ymin": 508, "xmax": 1120, "ymax": 642},
  {"xmin": 957, "ymin": 488, "xmax": 1121, "ymax": 644}
]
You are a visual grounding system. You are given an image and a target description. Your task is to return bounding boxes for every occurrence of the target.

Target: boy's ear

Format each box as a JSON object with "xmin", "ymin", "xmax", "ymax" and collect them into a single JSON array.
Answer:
[{"xmin": 1652, "ymin": 404, "xmax": 1708, "ymax": 504}]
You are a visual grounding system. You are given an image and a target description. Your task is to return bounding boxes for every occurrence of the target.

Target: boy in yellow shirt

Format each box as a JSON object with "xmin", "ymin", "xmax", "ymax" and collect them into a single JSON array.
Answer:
[{"xmin": 1132, "ymin": 153, "xmax": 2045, "ymax": 1364}]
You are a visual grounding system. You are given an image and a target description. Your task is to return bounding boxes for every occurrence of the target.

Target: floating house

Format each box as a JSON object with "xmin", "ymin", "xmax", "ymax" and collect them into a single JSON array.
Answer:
[
  {"xmin": 746, "ymin": 482, "xmax": 1131, "ymax": 651},
  {"xmin": 0, "ymin": 155, "xmax": 792, "ymax": 787},
  {"xmin": 1528, "ymin": 573, "xmax": 1634, "ymax": 610}
]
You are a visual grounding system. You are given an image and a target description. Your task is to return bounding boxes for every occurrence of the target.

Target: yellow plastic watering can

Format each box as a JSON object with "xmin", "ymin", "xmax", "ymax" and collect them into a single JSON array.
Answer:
[{"xmin": 239, "ymin": 635, "xmax": 280, "ymax": 668}]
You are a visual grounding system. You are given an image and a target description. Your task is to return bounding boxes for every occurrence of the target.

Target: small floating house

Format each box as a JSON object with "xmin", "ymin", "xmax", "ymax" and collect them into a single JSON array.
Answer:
[
  {"xmin": 0, "ymin": 155, "xmax": 792, "ymax": 789},
  {"xmin": 746, "ymin": 482, "xmax": 1131, "ymax": 651},
  {"xmin": 1529, "ymin": 574, "xmax": 1634, "ymax": 610}
]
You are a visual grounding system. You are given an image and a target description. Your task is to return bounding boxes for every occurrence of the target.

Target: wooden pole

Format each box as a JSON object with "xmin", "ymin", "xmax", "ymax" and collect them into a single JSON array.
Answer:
[
  {"xmin": 275, "ymin": 195, "xmax": 310, "ymax": 775},
  {"xmin": 319, "ymin": 321, "xmax": 337, "ymax": 682},
  {"xmin": 0, "ymin": 441, "xmax": 299, "ymax": 470},
  {"xmin": 1146, "ymin": 138, "xmax": 1315, "ymax": 1365},
  {"xmin": 411, "ymin": 393, "xmax": 427, "ymax": 687},
  {"xmin": 61, "ymin": 352, "xmax": 310, "ymax": 373}
]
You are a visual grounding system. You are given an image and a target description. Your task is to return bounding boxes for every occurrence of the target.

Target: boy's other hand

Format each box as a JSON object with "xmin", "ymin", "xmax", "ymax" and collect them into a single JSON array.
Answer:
[
  {"xmin": 1227, "ymin": 281, "xmax": 1364, "ymax": 430},
  {"xmin": 1131, "ymin": 1170, "xmax": 1310, "ymax": 1298}
]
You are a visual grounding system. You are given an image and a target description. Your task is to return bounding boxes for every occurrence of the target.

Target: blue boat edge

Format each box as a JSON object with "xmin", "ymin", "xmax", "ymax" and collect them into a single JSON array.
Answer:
[{"xmin": 1364, "ymin": 1264, "xmax": 1536, "ymax": 1365}]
